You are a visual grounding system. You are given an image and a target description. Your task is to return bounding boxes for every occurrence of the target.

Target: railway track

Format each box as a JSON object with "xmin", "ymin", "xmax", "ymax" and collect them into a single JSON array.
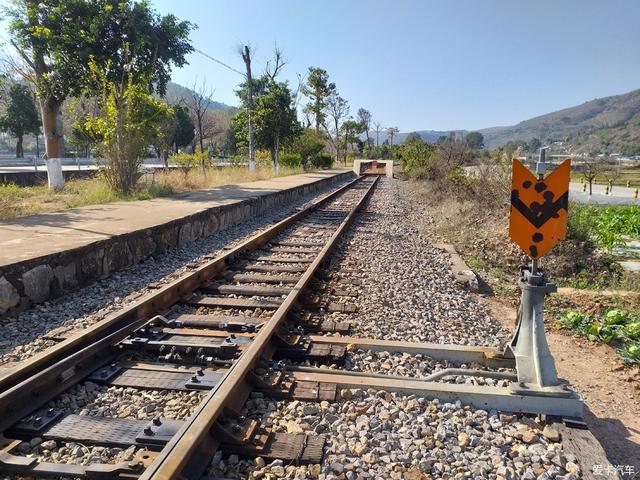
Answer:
[
  {"xmin": 0, "ymin": 176, "xmax": 378, "ymax": 479},
  {"xmin": 0, "ymin": 174, "xmax": 607, "ymax": 479}
]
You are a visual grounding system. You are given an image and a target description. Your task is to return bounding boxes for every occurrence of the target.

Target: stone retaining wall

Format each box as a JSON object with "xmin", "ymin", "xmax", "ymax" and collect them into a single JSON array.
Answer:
[{"xmin": 0, "ymin": 171, "xmax": 353, "ymax": 314}]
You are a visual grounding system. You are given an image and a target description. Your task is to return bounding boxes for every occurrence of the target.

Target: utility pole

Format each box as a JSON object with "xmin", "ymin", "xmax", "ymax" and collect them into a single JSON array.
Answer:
[{"xmin": 241, "ymin": 46, "xmax": 256, "ymax": 171}]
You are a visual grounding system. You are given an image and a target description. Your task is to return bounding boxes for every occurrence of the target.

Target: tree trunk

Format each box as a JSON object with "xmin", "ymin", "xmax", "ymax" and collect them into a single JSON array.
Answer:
[
  {"xmin": 16, "ymin": 135, "xmax": 24, "ymax": 158},
  {"xmin": 243, "ymin": 46, "xmax": 256, "ymax": 172},
  {"xmin": 274, "ymin": 134, "xmax": 280, "ymax": 176},
  {"xmin": 40, "ymin": 96, "xmax": 65, "ymax": 189},
  {"xmin": 40, "ymin": 97, "xmax": 64, "ymax": 158},
  {"xmin": 334, "ymin": 119, "xmax": 340, "ymax": 165},
  {"xmin": 198, "ymin": 124, "xmax": 204, "ymax": 153},
  {"xmin": 248, "ymin": 111, "xmax": 255, "ymax": 171}
]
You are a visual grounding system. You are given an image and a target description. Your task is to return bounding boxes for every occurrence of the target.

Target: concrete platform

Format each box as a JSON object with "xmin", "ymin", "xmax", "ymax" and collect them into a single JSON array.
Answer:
[{"xmin": 0, "ymin": 170, "xmax": 353, "ymax": 312}]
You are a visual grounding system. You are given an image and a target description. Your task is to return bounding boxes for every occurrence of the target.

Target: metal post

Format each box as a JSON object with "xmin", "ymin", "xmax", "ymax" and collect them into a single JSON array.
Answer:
[
  {"xmin": 507, "ymin": 265, "xmax": 573, "ymax": 398},
  {"xmin": 530, "ymin": 147, "xmax": 547, "ymax": 277}
]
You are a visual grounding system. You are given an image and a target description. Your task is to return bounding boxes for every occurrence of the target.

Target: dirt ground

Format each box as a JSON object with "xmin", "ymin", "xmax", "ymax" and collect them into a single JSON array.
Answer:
[{"xmin": 481, "ymin": 293, "xmax": 640, "ymax": 476}]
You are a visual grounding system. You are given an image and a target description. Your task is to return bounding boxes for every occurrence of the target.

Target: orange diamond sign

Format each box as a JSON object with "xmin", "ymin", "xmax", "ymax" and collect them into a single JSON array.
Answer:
[{"xmin": 509, "ymin": 159, "xmax": 571, "ymax": 259}]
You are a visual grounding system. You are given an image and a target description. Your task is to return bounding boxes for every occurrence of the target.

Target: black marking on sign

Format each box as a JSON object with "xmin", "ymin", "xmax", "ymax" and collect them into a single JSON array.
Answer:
[
  {"xmin": 510, "ymin": 190, "xmax": 568, "ymax": 229},
  {"xmin": 534, "ymin": 181, "xmax": 547, "ymax": 193}
]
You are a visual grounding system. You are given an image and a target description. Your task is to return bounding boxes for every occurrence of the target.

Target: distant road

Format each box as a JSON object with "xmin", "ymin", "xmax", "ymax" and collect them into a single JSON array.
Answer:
[
  {"xmin": 569, "ymin": 182, "xmax": 638, "ymax": 205},
  {"xmin": 0, "ymin": 157, "xmax": 241, "ymax": 175},
  {"xmin": 0, "ymin": 164, "xmax": 169, "ymax": 174}
]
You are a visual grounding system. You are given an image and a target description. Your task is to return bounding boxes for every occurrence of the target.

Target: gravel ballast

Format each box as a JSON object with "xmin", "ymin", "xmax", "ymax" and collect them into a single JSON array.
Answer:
[
  {"xmin": 0, "ymin": 179, "xmax": 349, "ymax": 367},
  {"xmin": 3, "ymin": 177, "xmax": 582, "ymax": 479},
  {"xmin": 317, "ymin": 177, "xmax": 508, "ymax": 346},
  {"xmin": 206, "ymin": 178, "xmax": 573, "ymax": 480},
  {"xmin": 206, "ymin": 390, "xmax": 578, "ymax": 480}
]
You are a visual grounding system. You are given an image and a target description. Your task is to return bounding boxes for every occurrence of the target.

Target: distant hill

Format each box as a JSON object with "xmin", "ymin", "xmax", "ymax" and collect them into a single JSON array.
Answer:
[
  {"xmin": 397, "ymin": 88, "xmax": 640, "ymax": 154},
  {"xmin": 377, "ymin": 129, "xmax": 452, "ymax": 145},
  {"xmin": 479, "ymin": 89, "xmax": 640, "ymax": 152},
  {"xmin": 164, "ymin": 82, "xmax": 236, "ymax": 113}
]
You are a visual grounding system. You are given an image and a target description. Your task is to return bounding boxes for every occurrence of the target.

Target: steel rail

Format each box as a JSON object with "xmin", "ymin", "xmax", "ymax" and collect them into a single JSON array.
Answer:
[
  {"xmin": 139, "ymin": 178, "xmax": 378, "ymax": 480},
  {"xmin": 0, "ymin": 175, "xmax": 362, "ymax": 427},
  {"xmin": 0, "ymin": 174, "xmax": 359, "ymax": 394}
]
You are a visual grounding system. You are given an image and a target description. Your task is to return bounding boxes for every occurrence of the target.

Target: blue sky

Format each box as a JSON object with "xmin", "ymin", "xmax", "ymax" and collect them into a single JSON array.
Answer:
[{"xmin": 4, "ymin": 1, "xmax": 640, "ymax": 132}]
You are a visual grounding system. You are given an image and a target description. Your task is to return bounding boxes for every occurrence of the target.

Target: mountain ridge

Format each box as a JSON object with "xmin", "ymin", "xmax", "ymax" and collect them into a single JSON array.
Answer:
[{"xmin": 397, "ymin": 88, "xmax": 640, "ymax": 153}]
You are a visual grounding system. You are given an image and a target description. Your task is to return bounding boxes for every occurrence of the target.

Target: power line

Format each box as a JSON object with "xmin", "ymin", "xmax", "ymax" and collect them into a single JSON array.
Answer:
[{"xmin": 194, "ymin": 48, "xmax": 245, "ymax": 77}]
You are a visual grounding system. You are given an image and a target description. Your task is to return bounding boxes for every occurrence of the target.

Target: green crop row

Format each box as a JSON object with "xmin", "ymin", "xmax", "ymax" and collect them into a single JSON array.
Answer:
[
  {"xmin": 556, "ymin": 308, "xmax": 640, "ymax": 363},
  {"xmin": 569, "ymin": 204, "xmax": 640, "ymax": 251}
]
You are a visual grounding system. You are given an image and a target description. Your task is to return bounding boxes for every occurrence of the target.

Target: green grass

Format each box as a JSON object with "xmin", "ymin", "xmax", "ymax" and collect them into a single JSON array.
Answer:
[
  {"xmin": 0, "ymin": 165, "xmax": 308, "ymax": 220},
  {"xmin": 0, "ymin": 179, "xmax": 175, "ymax": 220}
]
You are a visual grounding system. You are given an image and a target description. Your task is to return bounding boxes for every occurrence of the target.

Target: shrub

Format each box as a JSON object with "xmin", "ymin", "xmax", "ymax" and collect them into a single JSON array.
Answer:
[
  {"xmin": 312, "ymin": 152, "xmax": 333, "ymax": 169},
  {"xmin": 171, "ymin": 152, "xmax": 208, "ymax": 178},
  {"xmin": 280, "ymin": 152, "xmax": 301, "ymax": 167}
]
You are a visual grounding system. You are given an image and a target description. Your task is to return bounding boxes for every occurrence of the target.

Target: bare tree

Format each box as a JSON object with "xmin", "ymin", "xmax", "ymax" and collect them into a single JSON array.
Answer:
[
  {"xmin": 264, "ymin": 46, "xmax": 287, "ymax": 82},
  {"xmin": 186, "ymin": 78, "xmax": 214, "ymax": 175},
  {"xmin": 581, "ymin": 158, "xmax": 601, "ymax": 195},
  {"xmin": 239, "ymin": 45, "xmax": 256, "ymax": 171},
  {"xmin": 373, "ymin": 121, "xmax": 382, "ymax": 147},
  {"xmin": 323, "ymin": 92, "xmax": 350, "ymax": 165},
  {"xmin": 436, "ymin": 136, "xmax": 474, "ymax": 176},
  {"xmin": 357, "ymin": 108, "xmax": 372, "ymax": 147},
  {"xmin": 603, "ymin": 160, "xmax": 621, "ymax": 194}
]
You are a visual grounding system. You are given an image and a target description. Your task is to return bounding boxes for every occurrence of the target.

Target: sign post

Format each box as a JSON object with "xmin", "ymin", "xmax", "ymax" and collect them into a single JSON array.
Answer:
[{"xmin": 507, "ymin": 150, "xmax": 574, "ymax": 397}]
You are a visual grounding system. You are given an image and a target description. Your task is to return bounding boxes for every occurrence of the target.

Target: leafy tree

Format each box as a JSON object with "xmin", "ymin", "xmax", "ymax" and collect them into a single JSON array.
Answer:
[
  {"xmin": 171, "ymin": 104, "xmax": 195, "ymax": 153},
  {"xmin": 323, "ymin": 91, "xmax": 349, "ymax": 165},
  {"xmin": 386, "ymin": 127, "xmax": 399, "ymax": 147},
  {"xmin": 232, "ymin": 79, "xmax": 299, "ymax": 173},
  {"xmin": 503, "ymin": 139, "xmax": 528, "ymax": 159},
  {"xmin": 6, "ymin": 0, "xmax": 193, "ymax": 164},
  {"xmin": 69, "ymin": 118, "xmax": 101, "ymax": 158},
  {"xmin": 464, "ymin": 131, "xmax": 484, "ymax": 149},
  {"xmin": 342, "ymin": 119, "xmax": 364, "ymax": 154},
  {"xmin": 404, "ymin": 132, "xmax": 423, "ymax": 145},
  {"xmin": 302, "ymin": 67, "xmax": 335, "ymax": 132},
  {"xmin": 85, "ymin": 64, "xmax": 173, "ymax": 194},
  {"xmin": 153, "ymin": 102, "xmax": 194, "ymax": 166},
  {"xmin": 254, "ymin": 81, "xmax": 299, "ymax": 172},
  {"xmin": 289, "ymin": 128, "xmax": 326, "ymax": 168},
  {"xmin": 0, "ymin": 82, "xmax": 40, "ymax": 157},
  {"xmin": 357, "ymin": 108, "xmax": 372, "ymax": 147},
  {"xmin": 65, "ymin": 95, "xmax": 100, "ymax": 157},
  {"xmin": 527, "ymin": 137, "xmax": 542, "ymax": 152}
]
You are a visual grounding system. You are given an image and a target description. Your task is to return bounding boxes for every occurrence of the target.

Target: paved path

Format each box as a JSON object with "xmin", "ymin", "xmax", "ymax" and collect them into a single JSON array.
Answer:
[
  {"xmin": 0, "ymin": 170, "xmax": 347, "ymax": 267},
  {"xmin": 569, "ymin": 182, "xmax": 639, "ymax": 205}
]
